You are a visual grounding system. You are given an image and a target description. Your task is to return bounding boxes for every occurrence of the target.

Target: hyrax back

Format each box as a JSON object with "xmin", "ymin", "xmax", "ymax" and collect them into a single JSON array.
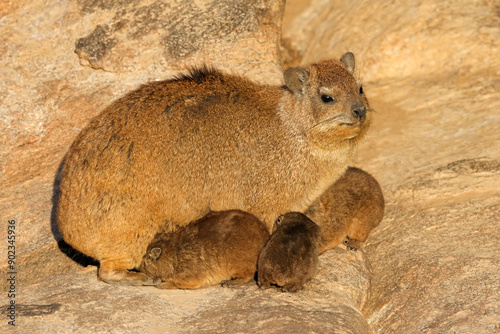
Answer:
[
  {"xmin": 305, "ymin": 167, "xmax": 385, "ymax": 253},
  {"xmin": 257, "ymin": 212, "xmax": 322, "ymax": 292},
  {"xmin": 139, "ymin": 210, "xmax": 270, "ymax": 289},
  {"xmin": 56, "ymin": 53, "xmax": 372, "ymax": 284}
]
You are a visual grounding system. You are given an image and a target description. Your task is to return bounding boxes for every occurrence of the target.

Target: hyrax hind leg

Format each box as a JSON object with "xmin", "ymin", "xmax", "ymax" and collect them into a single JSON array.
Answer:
[{"xmin": 99, "ymin": 259, "xmax": 160, "ymax": 286}]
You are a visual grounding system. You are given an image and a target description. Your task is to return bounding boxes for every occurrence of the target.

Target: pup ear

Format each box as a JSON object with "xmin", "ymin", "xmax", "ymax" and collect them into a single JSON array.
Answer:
[
  {"xmin": 340, "ymin": 52, "xmax": 355, "ymax": 74},
  {"xmin": 284, "ymin": 67, "xmax": 310, "ymax": 95},
  {"xmin": 150, "ymin": 247, "xmax": 162, "ymax": 260}
]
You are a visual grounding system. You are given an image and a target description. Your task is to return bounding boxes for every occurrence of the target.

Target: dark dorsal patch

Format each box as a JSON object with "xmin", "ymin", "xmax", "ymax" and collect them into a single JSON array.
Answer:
[{"xmin": 173, "ymin": 66, "xmax": 224, "ymax": 84}]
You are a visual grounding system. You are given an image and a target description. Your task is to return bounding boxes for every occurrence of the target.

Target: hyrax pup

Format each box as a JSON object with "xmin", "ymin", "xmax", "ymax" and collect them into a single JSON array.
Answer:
[
  {"xmin": 305, "ymin": 167, "xmax": 384, "ymax": 253},
  {"xmin": 139, "ymin": 210, "xmax": 270, "ymax": 289},
  {"xmin": 257, "ymin": 212, "xmax": 322, "ymax": 292},
  {"xmin": 57, "ymin": 52, "xmax": 373, "ymax": 285}
]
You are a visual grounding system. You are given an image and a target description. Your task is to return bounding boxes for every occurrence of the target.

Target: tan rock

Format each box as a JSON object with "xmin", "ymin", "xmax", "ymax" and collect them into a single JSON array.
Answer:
[
  {"xmin": 73, "ymin": 0, "xmax": 285, "ymax": 81},
  {"xmin": 3, "ymin": 0, "xmax": 500, "ymax": 332},
  {"xmin": 284, "ymin": 0, "xmax": 500, "ymax": 332},
  {"xmin": 283, "ymin": 0, "xmax": 500, "ymax": 82},
  {"xmin": 3, "ymin": 248, "xmax": 372, "ymax": 333}
]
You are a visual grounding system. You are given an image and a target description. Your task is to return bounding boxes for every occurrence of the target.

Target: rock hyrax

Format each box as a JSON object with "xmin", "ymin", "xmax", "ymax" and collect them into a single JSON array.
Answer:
[
  {"xmin": 138, "ymin": 210, "xmax": 270, "ymax": 289},
  {"xmin": 305, "ymin": 167, "xmax": 384, "ymax": 253},
  {"xmin": 57, "ymin": 52, "xmax": 373, "ymax": 285},
  {"xmin": 257, "ymin": 212, "xmax": 322, "ymax": 292}
]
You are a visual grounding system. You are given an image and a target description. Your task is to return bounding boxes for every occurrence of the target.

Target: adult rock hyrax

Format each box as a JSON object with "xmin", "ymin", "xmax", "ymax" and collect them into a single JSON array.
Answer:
[
  {"xmin": 305, "ymin": 167, "xmax": 385, "ymax": 253},
  {"xmin": 257, "ymin": 212, "xmax": 322, "ymax": 292},
  {"xmin": 138, "ymin": 210, "xmax": 270, "ymax": 289},
  {"xmin": 57, "ymin": 52, "xmax": 374, "ymax": 285}
]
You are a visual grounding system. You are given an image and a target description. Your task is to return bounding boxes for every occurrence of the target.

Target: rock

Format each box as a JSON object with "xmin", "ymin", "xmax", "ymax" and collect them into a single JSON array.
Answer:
[
  {"xmin": 283, "ymin": 0, "xmax": 500, "ymax": 82},
  {"xmin": 3, "ymin": 248, "xmax": 372, "ymax": 333},
  {"xmin": 2, "ymin": 0, "xmax": 500, "ymax": 332},
  {"xmin": 284, "ymin": 0, "xmax": 500, "ymax": 332},
  {"xmin": 73, "ymin": 0, "xmax": 285, "ymax": 81}
]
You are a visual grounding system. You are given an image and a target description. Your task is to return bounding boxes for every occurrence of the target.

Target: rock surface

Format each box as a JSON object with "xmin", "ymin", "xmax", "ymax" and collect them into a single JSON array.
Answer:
[
  {"xmin": 3, "ymin": 248, "xmax": 372, "ymax": 333},
  {"xmin": 1, "ymin": 0, "xmax": 500, "ymax": 333},
  {"xmin": 284, "ymin": 0, "xmax": 500, "ymax": 332}
]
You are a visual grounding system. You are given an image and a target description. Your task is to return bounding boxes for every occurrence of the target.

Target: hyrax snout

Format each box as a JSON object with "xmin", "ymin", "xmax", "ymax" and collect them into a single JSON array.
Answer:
[
  {"xmin": 305, "ymin": 167, "xmax": 385, "ymax": 253},
  {"xmin": 139, "ymin": 210, "xmax": 270, "ymax": 289},
  {"xmin": 56, "ymin": 52, "xmax": 373, "ymax": 285},
  {"xmin": 257, "ymin": 212, "xmax": 322, "ymax": 292}
]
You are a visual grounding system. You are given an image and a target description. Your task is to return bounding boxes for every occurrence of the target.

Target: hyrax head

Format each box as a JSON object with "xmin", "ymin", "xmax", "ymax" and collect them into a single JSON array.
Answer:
[
  {"xmin": 284, "ymin": 52, "xmax": 371, "ymax": 150},
  {"xmin": 139, "ymin": 246, "xmax": 169, "ymax": 279},
  {"xmin": 272, "ymin": 212, "xmax": 321, "ymax": 236}
]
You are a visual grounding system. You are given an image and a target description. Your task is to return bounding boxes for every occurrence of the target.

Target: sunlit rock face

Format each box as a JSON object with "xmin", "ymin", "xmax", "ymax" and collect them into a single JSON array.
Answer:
[{"xmin": 2, "ymin": 0, "xmax": 499, "ymax": 332}]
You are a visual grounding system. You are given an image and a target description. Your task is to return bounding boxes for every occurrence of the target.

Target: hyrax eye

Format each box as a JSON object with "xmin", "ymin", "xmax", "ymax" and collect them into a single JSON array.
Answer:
[
  {"xmin": 359, "ymin": 85, "xmax": 364, "ymax": 94},
  {"xmin": 321, "ymin": 94, "xmax": 334, "ymax": 103}
]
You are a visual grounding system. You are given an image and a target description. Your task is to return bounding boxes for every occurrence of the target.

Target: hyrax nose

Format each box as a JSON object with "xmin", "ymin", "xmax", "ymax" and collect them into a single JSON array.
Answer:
[{"xmin": 351, "ymin": 102, "xmax": 366, "ymax": 119}]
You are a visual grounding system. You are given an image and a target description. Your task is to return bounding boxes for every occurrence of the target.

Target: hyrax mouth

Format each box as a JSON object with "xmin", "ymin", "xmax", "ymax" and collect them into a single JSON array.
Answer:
[
  {"xmin": 314, "ymin": 113, "xmax": 363, "ymax": 129},
  {"xmin": 309, "ymin": 113, "xmax": 367, "ymax": 148}
]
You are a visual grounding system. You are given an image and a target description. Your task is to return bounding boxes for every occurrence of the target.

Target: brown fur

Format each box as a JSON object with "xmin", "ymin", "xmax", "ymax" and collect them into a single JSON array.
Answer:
[
  {"xmin": 257, "ymin": 212, "xmax": 321, "ymax": 292},
  {"xmin": 138, "ymin": 210, "xmax": 269, "ymax": 289},
  {"xmin": 305, "ymin": 167, "xmax": 385, "ymax": 253},
  {"xmin": 56, "ymin": 53, "xmax": 373, "ymax": 284}
]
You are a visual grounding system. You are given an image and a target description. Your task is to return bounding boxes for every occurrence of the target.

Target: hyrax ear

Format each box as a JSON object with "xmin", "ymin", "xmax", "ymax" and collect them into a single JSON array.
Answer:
[
  {"xmin": 284, "ymin": 67, "xmax": 310, "ymax": 95},
  {"xmin": 271, "ymin": 216, "xmax": 283, "ymax": 233},
  {"xmin": 340, "ymin": 52, "xmax": 355, "ymax": 74},
  {"xmin": 150, "ymin": 247, "xmax": 162, "ymax": 261}
]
